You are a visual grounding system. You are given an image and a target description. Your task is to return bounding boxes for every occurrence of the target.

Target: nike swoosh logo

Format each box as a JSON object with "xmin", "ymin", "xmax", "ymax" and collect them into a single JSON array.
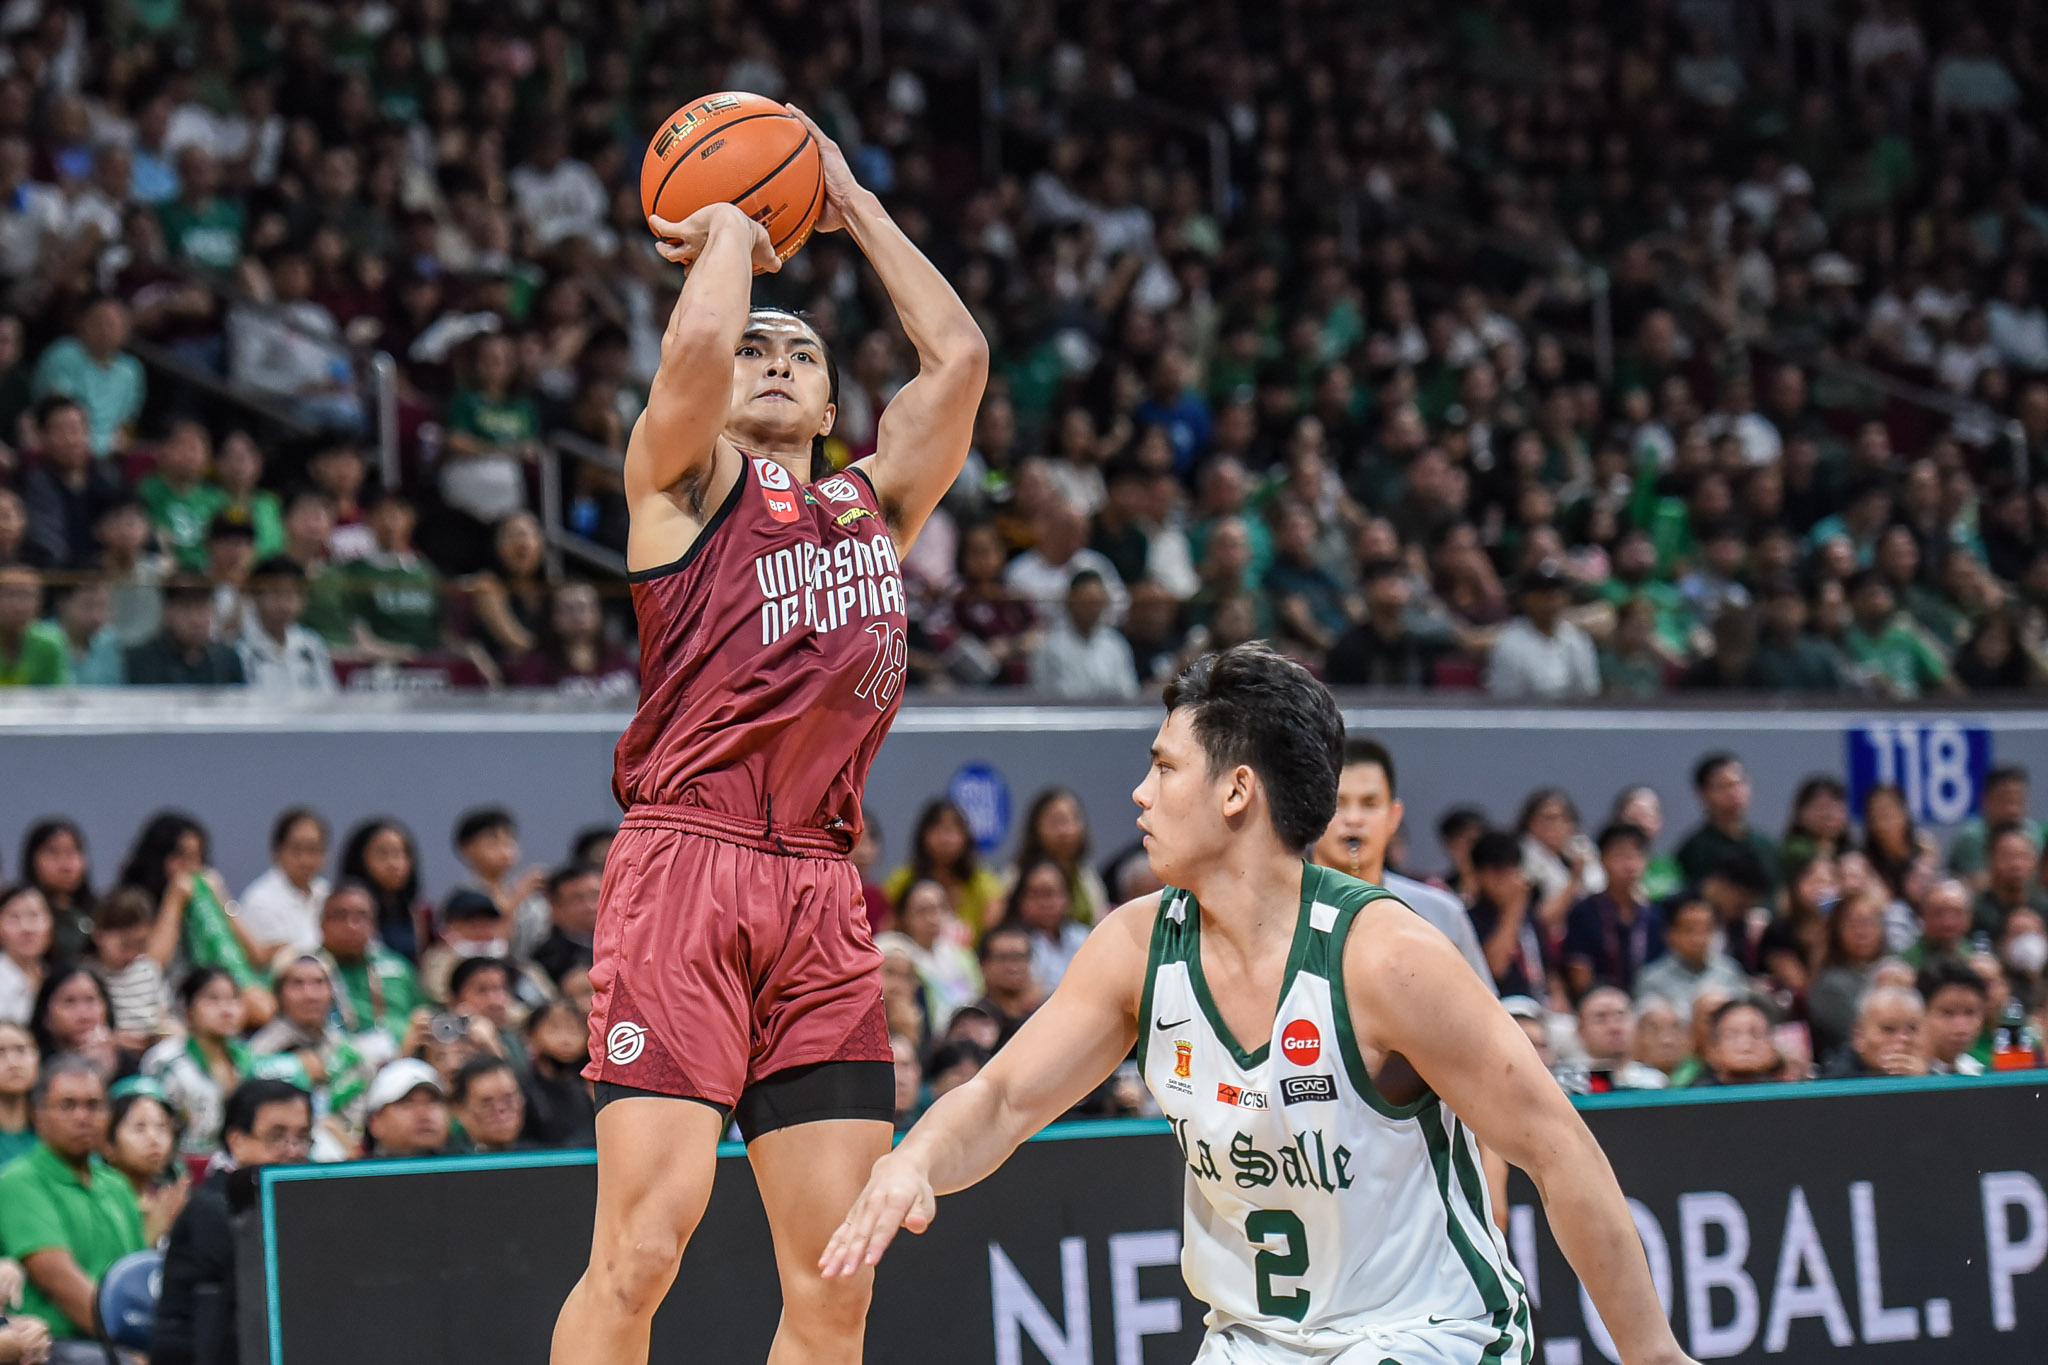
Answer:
[{"xmin": 1155, "ymin": 1016, "xmax": 1192, "ymax": 1030}]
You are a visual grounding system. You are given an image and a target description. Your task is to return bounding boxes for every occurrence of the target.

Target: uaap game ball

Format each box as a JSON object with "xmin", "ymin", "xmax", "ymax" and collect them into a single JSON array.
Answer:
[{"xmin": 639, "ymin": 91, "xmax": 824, "ymax": 266}]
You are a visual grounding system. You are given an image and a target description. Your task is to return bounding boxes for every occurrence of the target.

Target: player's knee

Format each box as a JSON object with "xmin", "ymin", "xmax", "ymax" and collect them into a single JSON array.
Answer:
[
  {"xmin": 780, "ymin": 1260, "xmax": 873, "ymax": 1341},
  {"xmin": 591, "ymin": 1221, "xmax": 690, "ymax": 1319}
]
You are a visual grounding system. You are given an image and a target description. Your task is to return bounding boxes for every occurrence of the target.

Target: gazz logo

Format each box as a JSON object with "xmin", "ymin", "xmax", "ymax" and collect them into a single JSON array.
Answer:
[{"xmin": 1281, "ymin": 1019, "xmax": 1322, "ymax": 1066}]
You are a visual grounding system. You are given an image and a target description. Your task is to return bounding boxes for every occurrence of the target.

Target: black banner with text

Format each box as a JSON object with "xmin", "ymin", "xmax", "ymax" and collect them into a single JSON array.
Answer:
[{"xmin": 252, "ymin": 1078, "xmax": 2048, "ymax": 1365}]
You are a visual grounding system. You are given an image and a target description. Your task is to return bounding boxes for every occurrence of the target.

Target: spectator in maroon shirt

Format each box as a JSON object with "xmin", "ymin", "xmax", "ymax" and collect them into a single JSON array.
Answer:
[{"xmin": 505, "ymin": 581, "xmax": 635, "ymax": 693}]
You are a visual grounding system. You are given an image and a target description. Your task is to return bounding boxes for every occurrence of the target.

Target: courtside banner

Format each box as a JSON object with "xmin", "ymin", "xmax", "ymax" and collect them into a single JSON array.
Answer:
[{"xmin": 251, "ymin": 1076, "xmax": 2048, "ymax": 1365}]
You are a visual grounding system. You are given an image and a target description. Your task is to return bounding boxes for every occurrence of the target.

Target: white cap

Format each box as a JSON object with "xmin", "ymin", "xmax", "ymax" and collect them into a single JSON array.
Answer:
[
  {"xmin": 1501, "ymin": 995, "xmax": 1547, "ymax": 1021},
  {"xmin": 365, "ymin": 1058, "xmax": 446, "ymax": 1115},
  {"xmin": 1778, "ymin": 165, "xmax": 1815, "ymax": 197}
]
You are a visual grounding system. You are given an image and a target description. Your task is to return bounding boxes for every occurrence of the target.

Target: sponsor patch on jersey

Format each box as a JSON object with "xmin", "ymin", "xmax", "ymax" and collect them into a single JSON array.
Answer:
[
  {"xmin": 606, "ymin": 1021, "xmax": 647, "ymax": 1066},
  {"xmin": 754, "ymin": 457, "xmax": 794, "ymax": 490},
  {"xmin": 1280, "ymin": 1074, "xmax": 1337, "ymax": 1105},
  {"xmin": 754, "ymin": 458, "xmax": 800, "ymax": 523},
  {"xmin": 1281, "ymin": 1018, "xmax": 1322, "ymax": 1066},
  {"xmin": 1173, "ymin": 1040, "xmax": 1193, "ymax": 1079},
  {"xmin": 1216, "ymin": 1082, "xmax": 1269, "ymax": 1109},
  {"xmin": 818, "ymin": 475, "xmax": 861, "ymax": 503},
  {"xmin": 835, "ymin": 505, "xmax": 876, "ymax": 527}
]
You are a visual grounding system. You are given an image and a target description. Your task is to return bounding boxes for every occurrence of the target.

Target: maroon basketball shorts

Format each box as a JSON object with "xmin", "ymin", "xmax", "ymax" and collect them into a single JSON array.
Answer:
[{"xmin": 583, "ymin": 804, "xmax": 892, "ymax": 1128}]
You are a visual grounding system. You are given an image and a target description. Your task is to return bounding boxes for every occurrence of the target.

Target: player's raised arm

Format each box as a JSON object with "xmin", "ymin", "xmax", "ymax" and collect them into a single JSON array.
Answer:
[
  {"xmin": 626, "ymin": 203, "xmax": 781, "ymax": 508},
  {"xmin": 1349, "ymin": 907, "xmax": 1699, "ymax": 1365},
  {"xmin": 818, "ymin": 896, "xmax": 1152, "ymax": 1278},
  {"xmin": 787, "ymin": 107, "xmax": 989, "ymax": 548}
]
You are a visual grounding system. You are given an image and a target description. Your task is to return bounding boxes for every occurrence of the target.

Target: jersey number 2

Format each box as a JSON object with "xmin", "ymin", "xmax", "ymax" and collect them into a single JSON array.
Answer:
[
  {"xmin": 854, "ymin": 622, "xmax": 907, "ymax": 708},
  {"xmin": 1246, "ymin": 1209, "xmax": 1312, "ymax": 1322}
]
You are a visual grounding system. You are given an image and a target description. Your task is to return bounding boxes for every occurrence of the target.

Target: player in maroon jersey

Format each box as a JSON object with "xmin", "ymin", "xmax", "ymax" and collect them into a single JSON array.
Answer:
[{"xmin": 549, "ymin": 108, "xmax": 986, "ymax": 1365}]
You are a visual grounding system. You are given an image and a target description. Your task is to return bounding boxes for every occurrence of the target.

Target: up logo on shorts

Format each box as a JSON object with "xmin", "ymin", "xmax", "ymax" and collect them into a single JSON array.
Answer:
[{"xmin": 606, "ymin": 1021, "xmax": 648, "ymax": 1066}]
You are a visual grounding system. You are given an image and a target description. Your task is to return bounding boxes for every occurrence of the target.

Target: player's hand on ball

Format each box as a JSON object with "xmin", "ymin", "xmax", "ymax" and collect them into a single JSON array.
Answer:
[
  {"xmin": 783, "ymin": 105, "xmax": 860, "ymax": 233},
  {"xmin": 648, "ymin": 203, "xmax": 780, "ymax": 274},
  {"xmin": 818, "ymin": 1152, "xmax": 936, "ymax": 1278}
]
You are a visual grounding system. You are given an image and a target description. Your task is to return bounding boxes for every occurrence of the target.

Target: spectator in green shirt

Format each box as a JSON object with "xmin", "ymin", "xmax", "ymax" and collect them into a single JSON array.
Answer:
[
  {"xmin": 0, "ymin": 1056, "xmax": 146, "ymax": 1342},
  {"xmin": 0, "ymin": 563, "xmax": 68, "ymax": 686},
  {"xmin": 1598, "ymin": 595, "xmax": 1668, "ymax": 697},
  {"xmin": 437, "ymin": 332, "xmax": 541, "ymax": 573},
  {"xmin": 48, "ymin": 577, "xmax": 123, "ymax": 686},
  {"xmin": 1948, "ymin": 765, "xmax": 2043, "ymax": 885},
  {"xmin": 1842, "ymin": 569, "xmax": 1961, "ymax": 700},
  {"xmin": 213, "ymin": 429, "xmax": 285, "ymax": 561},
  {"xmin": 1676, "ymin": 752, "xmax": 1782, "ymax": 897},
  {"xmin": 137, "ymin": 419, "xmax": 228, "ymax": 572},
  {"xmin": 1972, "ymin": 824, "xmax": 2048, "ymax": 936},
  {"xmin": 1750, "ymin": 580, "xmax": 1847, "ymax": 692},
  {"xmin": 317, "ymin": 882, "xmax": 423, "ymax": 1045},
  {"xmin": 281, "ymin": 487, "xmax": 351, "ymax": 646},
  {"xmin": 156, "ymin": 145, "xmax": 245, "ymax": 272},
  {"xmin": 1804, "ymin": 477, "xmax": 1891, "ymax": 569},
  {"xmin": 29, "ymin": 296, "xmax": 145, "ymax": 458},
  {"xmin": 336, "ymin": 489, "xmax": 444, "ymax": 657},
  {"xmin": 0, "ymin": 1020, "xmax": 33, "ymax": 1167}
]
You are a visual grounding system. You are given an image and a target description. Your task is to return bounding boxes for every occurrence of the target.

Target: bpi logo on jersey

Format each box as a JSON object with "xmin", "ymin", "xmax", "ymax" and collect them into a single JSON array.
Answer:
[
  {"xmin": 1281, "ymin": 1019, "xmax": 1322, "ymax": 1066},
  {"xmin": 818, "ymin": 475, "xmax": 861, "ymax": 504},
  {"xmin": 1216, "ymin": 1082, "xmax": 1270, "ymax": 1109},
  {"xmin": 753, "ymin": 458, "xmax": 800, "ymax": 524},
  {"xmin": 606, "ymin": 1021, "xmax": 647, "ymax": 1066}
]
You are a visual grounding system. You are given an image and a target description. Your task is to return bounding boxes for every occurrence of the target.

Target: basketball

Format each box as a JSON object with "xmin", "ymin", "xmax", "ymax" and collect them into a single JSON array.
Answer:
[{"xmin": 640, "ymin": 91, "xmax": 824, "ymax": 265}]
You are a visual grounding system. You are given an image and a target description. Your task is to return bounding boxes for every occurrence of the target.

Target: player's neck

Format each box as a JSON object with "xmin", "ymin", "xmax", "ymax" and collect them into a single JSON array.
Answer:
[
  {"xmin": 1185, "ymin": 848, "xmax": 1310, "ymax": 954},
  {"xmin": 726, "ymin": 424, "xmax": 813, "ymax": 474}
]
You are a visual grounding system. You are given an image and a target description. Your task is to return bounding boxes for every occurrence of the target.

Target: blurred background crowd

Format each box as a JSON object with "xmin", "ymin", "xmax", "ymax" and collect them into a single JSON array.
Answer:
[
  {"xmin": 2, "ymin": 742, "xmax": 2047, "ymax": 1352},
  {"xmin": 0, "ymin": 0, "xmax": 2045, "ymax": 695}
]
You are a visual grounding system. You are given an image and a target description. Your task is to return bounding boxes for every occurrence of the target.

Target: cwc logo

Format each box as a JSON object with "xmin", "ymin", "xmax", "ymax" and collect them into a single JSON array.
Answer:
[
  {"xmin": 1173, "ymin": 1040, "xmax": 1193, "ymax": 1079},
  {"xmin": 606, "ymin": 1021, "xmax": 647, "ymax": 1066},
  {"xmin": 1281, "ymin": 1019, "xmax": 1322, "ymax": 1066}
]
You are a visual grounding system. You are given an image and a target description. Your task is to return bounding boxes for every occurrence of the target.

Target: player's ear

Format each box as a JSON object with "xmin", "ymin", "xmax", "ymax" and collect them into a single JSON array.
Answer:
[
  {"xmin": 1389, "ymin": 796, "xmax": 1405, "ymax": 832},
  {"xmin": 816, "ymin": 400, "xmax": 836, "ymax": 439},
  {"xmin": 1221, "ymin": 764, "xmax": 1256, "ymax": 819}
]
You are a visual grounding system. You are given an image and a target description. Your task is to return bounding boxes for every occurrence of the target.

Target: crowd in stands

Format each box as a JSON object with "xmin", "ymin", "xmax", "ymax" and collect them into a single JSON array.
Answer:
[
  {"xmin": 2, "ymin": 744, "xmax": 2047, "ymax": 1355},
  {"xmin": 0, "ymin": 1, "xmax": 2045, "ymax": 695}
]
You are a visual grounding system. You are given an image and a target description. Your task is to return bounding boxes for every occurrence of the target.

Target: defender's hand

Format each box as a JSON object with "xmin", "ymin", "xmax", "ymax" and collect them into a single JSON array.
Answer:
[{"xmin": 818, "ymin": 1151, "xmax": 936, "ymax": 1278}]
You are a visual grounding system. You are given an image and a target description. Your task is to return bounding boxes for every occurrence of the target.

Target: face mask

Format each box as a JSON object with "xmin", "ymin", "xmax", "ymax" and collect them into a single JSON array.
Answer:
[
  {"xmin": 453, "ymin": 938, "xmax": 508, "ymax": 960},
  {"xmin": 2004, "ymin": 932, "xmax": 2048, "ymax": 976}
]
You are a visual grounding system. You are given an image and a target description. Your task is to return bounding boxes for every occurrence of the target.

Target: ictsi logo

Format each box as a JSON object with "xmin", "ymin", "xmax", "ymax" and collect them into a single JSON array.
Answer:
[{"xmin": 1281, "ymin": 1019, "xmax": 1321, "ymax": 1066}]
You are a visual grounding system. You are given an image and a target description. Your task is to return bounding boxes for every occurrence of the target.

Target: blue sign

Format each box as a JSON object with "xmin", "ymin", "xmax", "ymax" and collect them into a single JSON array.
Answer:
[
  {"xmin": 948, "ymin": 762, "xmax": 1012, "ymax": 854},
  {"xmin": 1845, "ymin": 721, "xmax": 1992, "ymax": 828}
]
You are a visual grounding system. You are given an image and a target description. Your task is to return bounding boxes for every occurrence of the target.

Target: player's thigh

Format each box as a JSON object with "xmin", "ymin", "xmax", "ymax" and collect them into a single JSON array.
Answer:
[
  {"xmin": 586, "ymin": 1095, "xmax": 727, "ymax": 1274},
  {"xmin": 746, "ymin": 1114, "xmax": 895, "ymax": 1275}
]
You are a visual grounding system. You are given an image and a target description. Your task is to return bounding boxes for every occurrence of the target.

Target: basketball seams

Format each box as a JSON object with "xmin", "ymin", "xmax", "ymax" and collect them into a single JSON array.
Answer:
[
  {"xmin": 644, "ymin": 110, "xmax": 787, "ymax": 221},
  {"xmin": 774, "ymin": 158, "xmax": 825, "ymax": 254}
]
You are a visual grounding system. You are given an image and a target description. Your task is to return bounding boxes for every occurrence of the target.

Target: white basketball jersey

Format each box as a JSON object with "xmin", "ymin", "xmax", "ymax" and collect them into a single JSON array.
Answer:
[{"xmin": 1137, "ymin": 864, "xmax": 1532, "ymax": 1358}]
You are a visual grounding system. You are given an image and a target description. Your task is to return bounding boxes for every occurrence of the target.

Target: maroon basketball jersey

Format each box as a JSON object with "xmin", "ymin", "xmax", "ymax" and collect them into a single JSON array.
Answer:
[{"xmin": 613, "ymin": 455, "xmax": 909, "ymax": 838}]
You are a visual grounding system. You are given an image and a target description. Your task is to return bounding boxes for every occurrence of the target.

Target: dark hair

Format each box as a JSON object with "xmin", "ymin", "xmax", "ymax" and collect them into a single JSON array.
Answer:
[
  {"xmin": 91, "ymin": 885, "xmax": 153, "ymax": 934},
  {"xmin": 454, "ymin": 807, "xmax": 515, "ymax": 849},
  {"xmin": 1846, "ymin": 567, "xmax": 1887, "ymax": 598},
  {"xmin": 339, "ymin": 818, "xmax": 420, "ymax": 935},
  {"xmin": 1015, "ymin": 787, "xmax": 1090, "ymax": 876},
  {"xmin": 1437, "ymin": 806, "xmax": 1487, "ymax": 844},
  {"xmin": 1784, "ymin": 775, "xmax": 1848, "ymax": 843},
  {"xmin": 33, "ymin": 394, "xmax": 83, "ymax": 427},
  {"xmin": 176, "ymin": 966, "xmax": 236, "ymax": 1020},
  {"xmin": 1340, "ymin": 737, "xmax": 1395, "ymax": 795},
  {"xmin": 1004, "ymin": 856, "xmax": 1071, "ymax": 924},
  {"xmin": 0, "ymin": 881, "xmax": 40, "ymax": 920},
  {"xmin": 207, "ymin": 509, "xmax": 256, "ymax": 543},
  {"xmin": 29, "ymin": 966, "xmax": 114, "ymax": 1057},
  {"xmin": 923, "ymin": 1038, "xmax": 991, "ymax": 1083},
  {"xmin": 747, "ymin": 306, "xmax": 840, "ymax": 479},
  {"xmin": 118, "ymin": 811, "xmax": 208, "ymax": 903},
  {"xmin": 250, "ymin": 554, "xmax": 306, "ymax": 584},
  {"xmin": 546, "ymin": 862, "xmax": 601, "ymax": 898},
  {"xmin": 441, "ymin": 889, "xmax": 502, "ymax": 926},
  {"xmin": 1918, "ymin": 957, "xmax": 1989, "ymax": 1005},
  {"xmin": 1515, "ymin": 787, "xmax": 1578, "ymax": 836},
  {"xmin": 450, "ymin": 1052, "xmax": 517, "ymax": 1104},
  {"xmin": 1986, "ymin": 764, "xmax": 2029, "ymax": 795},
  {"xmin": 909, "ymin": 800, "xmax": 981, "ymax": 883},
  {"xmin": 1471, "ymin": 831, "xmax": 1523, "ymax": 872},
  {"xmin": 976, "ymin": 919, "xmax": 1034, "ymax": 963},
  {"xmin": 1704, "ymin": 847, "xmax": 1770, "ymax": 895},
  {"xmin": 1161, "ymin": 645, "xmax": 1344, "ymax": 852},
  {"xmin": 449, "ymin": 955, "xmax": 511, "ymax": 1000},
  {"xmin": 1988, "ymin": 820, "xmax": 2041, "ymax": 855},
  {"xmin": 271, "ymin": 806, "xmax": 327, "ymax": 854},
  {"xmin": 223, "ymin": 1078, "xmax": 312, "ymax": 1137},
  {"xmin": 20, "ymin": 818, "xmax": 93, "ymax": 914},
  {"xmin": 162, "ymin": 575, "xmax": 212, "ymax": 607},
  {"xmin": 29, "ymin": 1052, "xmax": 103, "ymax": 1108},
  {"xmin": 1706, "ymin": 995, "xmax": 1773, "ymax": 1042},
  {"xmin": 1692, "ymin": 752, "xmax": 1740, "ymax": 792},
  {"xmin": 523, "ymin": 996, "xmax": 581, "ymax": 1038},
  {"xmin": 283, "ymin": 485, "xmax": 334, "ymax": 517},
  {"xmin": 1596, "ymin": 822, "xmax": 1649, "ymax": 855},
  {"xmin": 570, "ymin": 825, "xmax": 615, "ymax": 865},
  {"xmin": 1665, "ymin": 893, "xmax": 1716, "ymax": 930}
]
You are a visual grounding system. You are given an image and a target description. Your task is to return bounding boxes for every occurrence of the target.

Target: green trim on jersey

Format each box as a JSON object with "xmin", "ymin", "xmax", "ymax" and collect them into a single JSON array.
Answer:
[
  {"xmin": 1328, "ymin": 896, "xmax": 1437, "ymax": 1121},
  {"xmin": 1135, "ymin": 893, "xmax": 1171, "ymax": 1075},
  {"xmin": 1182, "ymin": 867, "xmax": 1321, "ymax": 1070},
  {"xmin": 1420, "ymin": 1105, "xmax": 1527, "ymax": 1363}
]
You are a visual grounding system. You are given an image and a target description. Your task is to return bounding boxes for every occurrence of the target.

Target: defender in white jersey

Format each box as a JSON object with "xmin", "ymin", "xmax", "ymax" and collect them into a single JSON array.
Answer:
[{"xmin": 823, "ymin": 645, "xmax": 1698, "ymax": 1365}]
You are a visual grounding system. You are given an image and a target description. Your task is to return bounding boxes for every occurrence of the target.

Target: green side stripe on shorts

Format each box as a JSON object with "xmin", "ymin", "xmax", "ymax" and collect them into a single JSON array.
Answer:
[{"xmin": 1420, "ymin": 1104, "xmax": 1519, "ymax": 1364}]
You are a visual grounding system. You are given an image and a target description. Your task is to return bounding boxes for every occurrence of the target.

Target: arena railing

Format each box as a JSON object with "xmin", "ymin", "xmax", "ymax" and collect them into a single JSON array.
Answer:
[{"xmin": 539, "ymin": 427, "xmax": 629, "ymax": 580}]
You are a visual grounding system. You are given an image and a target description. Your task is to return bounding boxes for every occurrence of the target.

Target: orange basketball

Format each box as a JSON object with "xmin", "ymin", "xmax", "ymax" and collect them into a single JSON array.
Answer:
[{"xmin": 640, "ymin": 92, "xmax": 823, "ymax": 266}]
